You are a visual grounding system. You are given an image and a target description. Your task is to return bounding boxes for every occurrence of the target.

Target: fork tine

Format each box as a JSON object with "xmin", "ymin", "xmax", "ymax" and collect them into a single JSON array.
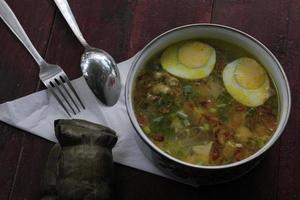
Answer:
[
  {"xmin": 51, "ymin": 79, "xmax": 76, "ymax": 115},
  {"xmin": 59, "ymin": 76, "xmax": 80, "ymax": 112},
  {"xmin": 47, "ymin": 85, "xmax": 71, "ymax": 117},
  {"xmin": 62, "ymin": 75, "xmax": 85, "ymax": 109}
]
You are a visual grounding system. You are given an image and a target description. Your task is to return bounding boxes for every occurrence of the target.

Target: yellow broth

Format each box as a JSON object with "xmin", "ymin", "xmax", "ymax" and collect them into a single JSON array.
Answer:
[{"xmin": 133, "ymin": 39, "xmax": 278, "ymax": 166}]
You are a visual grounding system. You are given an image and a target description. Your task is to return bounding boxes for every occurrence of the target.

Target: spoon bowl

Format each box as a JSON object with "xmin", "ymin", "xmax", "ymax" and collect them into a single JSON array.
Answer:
[
  {"xmin": 54, "ymin": 0, "xmax": 121, "ymax": 106},
  {"xmin": 81, "ymin": 47, "xmax": 121, "ymax": 106}
]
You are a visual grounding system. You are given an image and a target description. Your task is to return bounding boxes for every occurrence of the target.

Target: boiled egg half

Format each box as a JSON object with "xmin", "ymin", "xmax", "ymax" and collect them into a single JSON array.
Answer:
[
  {"xmin": 223, "ymin": 57, "xmax": 271, "ymax": 107},
  {"xmin": 160, "ymin": 41, "xmax": 216, "ymax": 79}
]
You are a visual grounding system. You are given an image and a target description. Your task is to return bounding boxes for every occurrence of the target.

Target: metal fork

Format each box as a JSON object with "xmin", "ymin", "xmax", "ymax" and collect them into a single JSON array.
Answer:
[{"xmin": 0, "ymin": 0, "xmax": 84, "ymax": 117}]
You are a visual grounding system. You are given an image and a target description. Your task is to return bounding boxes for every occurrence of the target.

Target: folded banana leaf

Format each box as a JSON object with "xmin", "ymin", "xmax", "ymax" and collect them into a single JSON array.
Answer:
[{"xmin": 41, "ymin": 119, "xmax": 118, "ymax": 200}]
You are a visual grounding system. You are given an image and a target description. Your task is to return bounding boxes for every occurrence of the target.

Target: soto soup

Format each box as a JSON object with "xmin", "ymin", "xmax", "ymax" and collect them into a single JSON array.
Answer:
[{"xmin": 133, "ymin": 39, "xmax": 278, "ymax": 166}]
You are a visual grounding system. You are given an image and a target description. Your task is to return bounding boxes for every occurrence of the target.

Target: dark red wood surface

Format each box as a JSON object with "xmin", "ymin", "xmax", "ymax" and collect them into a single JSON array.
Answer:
[{"xmin": 0, "ymin": 0, "xmax": 299, "ymax": 199}]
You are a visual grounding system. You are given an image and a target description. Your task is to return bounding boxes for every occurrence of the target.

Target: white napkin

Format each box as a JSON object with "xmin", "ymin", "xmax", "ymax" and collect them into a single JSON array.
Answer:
[{"xmin": 0, "ymin": 54, "xmax": 195, "ymax": 185}]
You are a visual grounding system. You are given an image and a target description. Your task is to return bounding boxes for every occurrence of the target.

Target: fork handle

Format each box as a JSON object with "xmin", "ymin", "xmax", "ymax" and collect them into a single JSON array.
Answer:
[
  {"xmin": 53, "ymin": 0, "xmax": 89, "ymax": 48},
  {"xmin": 0, "ymin": 0, "xmax": 45, "ymax": 66}
]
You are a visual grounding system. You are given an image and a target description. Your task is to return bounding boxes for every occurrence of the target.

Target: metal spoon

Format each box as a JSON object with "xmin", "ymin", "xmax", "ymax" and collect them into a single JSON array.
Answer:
[{"xmin": 53, "ymin": 0, "xmax": 121, "ymax": 106}]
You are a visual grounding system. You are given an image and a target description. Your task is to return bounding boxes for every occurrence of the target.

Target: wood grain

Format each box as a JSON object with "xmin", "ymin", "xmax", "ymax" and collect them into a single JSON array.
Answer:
[
  {"xmin": 9, "ymin": 0, "xmax": 214, "ymax": 199},
  {"xmin": 277, "ymin": 0, "xmax": 300, "ymax": 199},
  {"xmin": 112, "ymin": 1, "xmax": 215, "ymax": 198},
  {"xmin": 8, "ymin": 0, "xmax": 136, "ymax": 199},
  {"xmin": 211, "ymin": 1, "xmax": 290, "ymax": 199},
  {"xmin": 43, "ymin": 0, "xmax": 136, "ymax": 80},
  {"xmin": 0, "ymin": 0, "xmax": 299, "ymax": 199},
  {"xmin": 0, "ymin": 0, "xmax": 55, "ymax": 199},
  {"xmin": 127, "ymin": 0, "xmax": 213, "ymax": 56}
]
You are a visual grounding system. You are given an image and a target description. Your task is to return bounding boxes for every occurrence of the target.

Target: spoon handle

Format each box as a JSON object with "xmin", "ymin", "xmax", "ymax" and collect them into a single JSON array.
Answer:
[
  {"xmin": 53, "ymin": 0, "xmax": 89, "ymax": 48},
  {"xmin": 0, "ymin": 0, "xmax": 45, "ymax": 66}
]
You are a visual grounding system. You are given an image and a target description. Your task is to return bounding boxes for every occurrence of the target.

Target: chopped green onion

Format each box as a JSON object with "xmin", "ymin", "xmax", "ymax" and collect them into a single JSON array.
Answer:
[
  {"xmin": 153, "ymin": 116, "xmax": 164, "ymax": 123},
  {"xmin": 176, "ymin": 110, "xmax": 188, "ymax": 118},
  {"xmin": 183, "ymin": 119, "xmax": 190, "ymax": 127},
  {"xmin": 197, "ymin": 161, "xmax": 205, "ymax": 165},
  {"xmin": 246, "ymin": 107, "xmax": 257, "ymax": 116},
  {"xmin": 183, "ymin": 85, "xmax": 193, "ymax": 96},
  {"xmin": 223, "ymin": 157, "xmax": 234, "ymax": 164},
  {"xmin": 209, "ymin": 108, "xmax": 217, "ymax": 113},
  {"xmin": 217, "ymin": 104, "xmax": 226, "ymax": 108},
  {"xmin": 200, "ymin": 123, "xmax": 211, "ymax": 132},
  {"xmin": 142, "ymin": 126, "xmax": 151, "ymax": 134}
]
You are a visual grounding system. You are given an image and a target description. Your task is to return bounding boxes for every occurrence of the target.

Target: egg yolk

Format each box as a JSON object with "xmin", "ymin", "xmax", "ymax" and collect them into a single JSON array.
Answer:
[
  {"xmin": 178, "ymin": 41, "xmax": 212, "ymax": 68},
  {"xmin": 234, "ymin": 58, "xmax": 266, "ymax": 89}
]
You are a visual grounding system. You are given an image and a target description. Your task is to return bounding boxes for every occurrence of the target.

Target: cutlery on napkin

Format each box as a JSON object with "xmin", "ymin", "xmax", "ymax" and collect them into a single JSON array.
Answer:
[{"xmin": 0, "ymin": 54, "xmax": 197, "ymax": 186}]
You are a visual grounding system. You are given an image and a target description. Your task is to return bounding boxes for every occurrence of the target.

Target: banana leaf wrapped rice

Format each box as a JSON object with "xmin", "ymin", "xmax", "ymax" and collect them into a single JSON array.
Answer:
[{"xmin": 41, "ymin": 119, "xmax": 118, "ymax": 200}]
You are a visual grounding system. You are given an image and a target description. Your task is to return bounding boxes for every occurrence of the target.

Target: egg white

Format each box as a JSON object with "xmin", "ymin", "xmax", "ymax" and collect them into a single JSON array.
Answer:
[
  {"xmin": 223, "ymin": 58, "xmax": 271, "ymax": 107},
  {"xmin": 160, "ymin": 41, "xmax": 216, "ymax": 80}
]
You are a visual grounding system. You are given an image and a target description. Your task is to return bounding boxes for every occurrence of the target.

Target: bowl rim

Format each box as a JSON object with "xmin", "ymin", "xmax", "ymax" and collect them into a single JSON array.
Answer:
[{"xmin": 125, "ymin": 23, "xmax": 291, "ymax": 169}]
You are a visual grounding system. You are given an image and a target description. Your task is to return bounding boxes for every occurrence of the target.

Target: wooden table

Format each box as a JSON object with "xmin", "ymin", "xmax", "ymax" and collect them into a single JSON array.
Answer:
[{"xmin": 0, "ymin": 0, "xmax": 299, "ymax": 199}]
